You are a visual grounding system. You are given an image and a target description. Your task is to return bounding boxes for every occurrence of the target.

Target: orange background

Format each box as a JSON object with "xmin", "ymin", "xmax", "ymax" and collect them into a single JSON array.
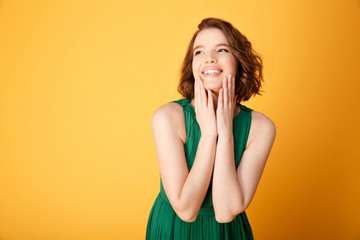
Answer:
[{"xmin": 0, "ymin": 1, "xmax": 359, "ymax": 239}]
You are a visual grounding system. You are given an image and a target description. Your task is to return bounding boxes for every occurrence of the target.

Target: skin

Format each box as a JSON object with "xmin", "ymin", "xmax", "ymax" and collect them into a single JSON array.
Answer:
[
  {"xmin": 151, "ymin": 28, "xmax": 276, "ymax": 223},
  {"xmin": 192, "ymin": 28, "xmax": 238, "ymax": 111}
]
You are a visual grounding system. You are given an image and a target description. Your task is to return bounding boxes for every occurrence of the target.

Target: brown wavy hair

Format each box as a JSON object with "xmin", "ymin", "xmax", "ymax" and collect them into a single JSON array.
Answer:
[{"xmin": 177, "ymin": 17, "xmax": 264, "ymax": 102}]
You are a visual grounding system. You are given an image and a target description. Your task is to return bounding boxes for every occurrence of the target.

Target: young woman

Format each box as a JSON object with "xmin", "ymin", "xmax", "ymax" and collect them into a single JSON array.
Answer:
[{"xmin": 146, "ymin": 17, "xmax": 276, "ymax": 240}]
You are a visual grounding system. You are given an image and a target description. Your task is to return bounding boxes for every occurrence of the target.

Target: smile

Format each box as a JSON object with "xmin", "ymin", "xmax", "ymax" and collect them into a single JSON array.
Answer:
[{"xmin": 203, "ymin": 69, "xmax": 222, "ymax": 75}]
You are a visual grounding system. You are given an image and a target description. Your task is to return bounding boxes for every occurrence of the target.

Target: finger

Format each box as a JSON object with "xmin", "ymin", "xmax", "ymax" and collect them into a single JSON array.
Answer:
[
  {"xmin": 199, "ymin": 78, "xmax": 207, "ymax": 105},
  {"xmin": 198, "ymin": 77, "xmax": 204, "ymax": 108},
  {"xmin": 196, "ymin": 77, "xmax": 203, "ymax": 108},
  {"xmin": 218, "ymin": 88, "xmax": 223, "ymax": 112},
  {"xmin": 207, "ymin": 89, "xmax": 213, "ymax": 112},
  {"xmin": 231, "ymin": 76, "xmax": 235, "ymax": 102},
  {"xmin": 195, "ymin": 77, "xmax": 200, "ymax": 109},
  {"xmin": 227, "ymin": 74, "xmax": 231, "ymax": 93},
  {"xmin": 194, "ymin": 77, "xmax": 196, "ymax": 96},
  {"xmin": 230, "ymin": 75, "xmax": 235, "ymax": 101},
  {"xmin": 227, "ymin": 74, "xmax": 232, "ymax": 104},
  {"xmin": 223, "ymin": 76, "xmax": 228, "ymax": 104}
]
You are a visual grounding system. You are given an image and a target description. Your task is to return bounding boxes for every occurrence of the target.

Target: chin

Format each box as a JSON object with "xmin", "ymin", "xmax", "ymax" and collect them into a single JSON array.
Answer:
[{"xmin": 204, "ymin": 83, "xmax": 221, "ymax": 93}]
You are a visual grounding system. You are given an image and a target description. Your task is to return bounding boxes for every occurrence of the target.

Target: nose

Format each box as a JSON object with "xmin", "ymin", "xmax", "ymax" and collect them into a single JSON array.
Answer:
[{"xmin": 205, "ymin": 52, "xmax": 217, "ymax": 63}]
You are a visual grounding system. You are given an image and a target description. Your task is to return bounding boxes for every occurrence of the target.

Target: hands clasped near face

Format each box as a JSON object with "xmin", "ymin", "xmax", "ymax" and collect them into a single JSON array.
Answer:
[{"xmin": 194, "ymin": 74, "xmax": 237, "ymax": 137}]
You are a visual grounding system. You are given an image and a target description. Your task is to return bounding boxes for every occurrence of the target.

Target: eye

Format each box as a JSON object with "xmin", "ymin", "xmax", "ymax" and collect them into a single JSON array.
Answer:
[
  {"xmin": 218, "ymin": 48, "xmax": 229, "ymax": 53},
  {"xmin": 194, "ymin": 50, "xmax": 203, "ymax": 56}
]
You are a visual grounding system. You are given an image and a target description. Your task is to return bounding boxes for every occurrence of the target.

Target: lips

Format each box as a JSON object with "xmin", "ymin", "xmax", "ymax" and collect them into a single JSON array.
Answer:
[
  {"xmin": 201, "ymin": 66, "xmax": 223, "ymax": 77},
  {"xmin": 201, "ymin": 66, "xmax": 223, "ymax": 74}
]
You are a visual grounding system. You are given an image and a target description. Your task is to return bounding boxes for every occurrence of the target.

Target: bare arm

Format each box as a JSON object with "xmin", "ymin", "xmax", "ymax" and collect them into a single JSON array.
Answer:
[
  {"xmin": 212, "ymin": 131, "xmax": 241, "ymax": 222},
  {"xmin": 152, "ymin": 77, "xmax": 217, "ymax": 222},
  {"xmin": 212, "ymin": 75, "xmax": 276, "ymax": 223},
  {"xmin": 212, "ymin": 112, "xmax": 276, "ymax": 223}
]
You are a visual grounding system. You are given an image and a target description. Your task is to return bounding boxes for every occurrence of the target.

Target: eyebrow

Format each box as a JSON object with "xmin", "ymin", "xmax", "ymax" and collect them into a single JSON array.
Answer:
[{"xmin": 193, "ymin": 43, "xmax": 231, "ymax": 51}]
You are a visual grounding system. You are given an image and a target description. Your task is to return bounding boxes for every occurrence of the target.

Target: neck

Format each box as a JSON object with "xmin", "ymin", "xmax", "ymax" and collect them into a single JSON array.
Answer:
[
  {"xmin": 210, "ymin": 91, "xmax": 219, "ymax": 110},
  {"xmin": 191, "ymin": 90, "xmax": 219, "ymax": 111},
  {"xmin": 190, "ymin": 90, "xmax": 239, "ymax": 116}
]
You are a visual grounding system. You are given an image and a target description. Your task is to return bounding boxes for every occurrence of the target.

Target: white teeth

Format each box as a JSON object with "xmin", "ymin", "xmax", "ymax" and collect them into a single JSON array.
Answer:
[{"xmin": 204, "ymin": 70, "xmax": 221, "ymax": 75}]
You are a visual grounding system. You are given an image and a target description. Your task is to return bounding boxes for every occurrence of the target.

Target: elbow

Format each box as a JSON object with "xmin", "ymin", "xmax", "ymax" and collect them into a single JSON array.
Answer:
[
  {"xmin": 215, "ymin": 212, "xmax": 237, "ymax": 223},
  {"xmin": 214, "ymin": 205, "xmax": 248, "ymax": 223},
  {"xmin": 172, "ymin": 202, "xmax": 199, "ymax": 222},
  {"xmin": 176, "ymin": 209, "xmax": 199, "ymax": 222},
  {"xmin": 170, "ymin": 197, "xmax": 199, "ymax": 222}
]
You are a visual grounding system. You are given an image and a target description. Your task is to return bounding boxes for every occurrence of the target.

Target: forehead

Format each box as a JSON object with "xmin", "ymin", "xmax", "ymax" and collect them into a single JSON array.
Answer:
[{"xmin": 193, "ymin": 28, "xmax": 229, "ymax": 47}]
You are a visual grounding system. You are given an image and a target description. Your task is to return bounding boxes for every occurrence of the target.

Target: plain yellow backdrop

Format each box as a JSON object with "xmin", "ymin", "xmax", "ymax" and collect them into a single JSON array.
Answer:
[{"xmin": 0, "ymin": 0, "xmax": 359, "ymax": 239}]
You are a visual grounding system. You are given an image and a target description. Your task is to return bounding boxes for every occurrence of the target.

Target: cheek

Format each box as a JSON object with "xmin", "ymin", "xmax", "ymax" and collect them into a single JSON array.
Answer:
[
  {"xmin": 227, "ymin": 57, "xmax": 238, "ymax": 74},
  {"xmin": 192, "ymin": 60, "xmax": 200, "ymax": 75}
]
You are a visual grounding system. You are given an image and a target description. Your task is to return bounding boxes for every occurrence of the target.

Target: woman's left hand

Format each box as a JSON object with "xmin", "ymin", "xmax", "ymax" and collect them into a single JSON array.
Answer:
[{"xmin": 216, "ymin": 74, "xmax": 237, "ymax": 137}]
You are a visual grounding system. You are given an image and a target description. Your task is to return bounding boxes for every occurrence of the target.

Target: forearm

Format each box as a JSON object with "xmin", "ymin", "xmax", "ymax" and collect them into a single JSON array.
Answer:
[
  {"xmin": 212, "ymin": 133, "xmax": 244, "ymax": 222},
  {"xmin": 177, "ymin": 134, "xmax": 217, "ymax": 221}
]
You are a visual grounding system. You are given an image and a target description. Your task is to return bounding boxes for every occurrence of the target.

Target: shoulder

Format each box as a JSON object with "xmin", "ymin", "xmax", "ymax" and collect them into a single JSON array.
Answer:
[
  {"xmin": 151, "ymin": 102, "xmax": 184, "ymax": 125},
  {"xmin": 251, "ymin": 111, "xmax": 276, "ymax": 131},
  {"xmin": 247, "ymin": 110, "xmax": 276, "ymax": 147},
  {"xmin": 151, "ymin": 102, "xmax": 186, "ymax": 142}
]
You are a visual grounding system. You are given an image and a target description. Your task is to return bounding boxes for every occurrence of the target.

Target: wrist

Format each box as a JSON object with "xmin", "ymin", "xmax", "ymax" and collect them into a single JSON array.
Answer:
[
  {"xmin": 218, "ymin": 131, "xmax": 233, "ymax": 139},
  {"xmin": 200, "ymin": 131, "xmax": 218, "ymax": 139}
]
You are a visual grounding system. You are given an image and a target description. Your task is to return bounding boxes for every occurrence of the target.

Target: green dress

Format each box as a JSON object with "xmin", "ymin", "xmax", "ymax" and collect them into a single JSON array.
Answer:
[{"xmin": 146, "ymin": 98, "xmax": 254, "ymax": 240}]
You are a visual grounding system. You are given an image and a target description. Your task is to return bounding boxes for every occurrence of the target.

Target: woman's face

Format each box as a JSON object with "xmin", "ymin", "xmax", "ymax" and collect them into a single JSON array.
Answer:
[{"xmin": 192, "ymin": 28, "xmax": 238, "ymax": 93}]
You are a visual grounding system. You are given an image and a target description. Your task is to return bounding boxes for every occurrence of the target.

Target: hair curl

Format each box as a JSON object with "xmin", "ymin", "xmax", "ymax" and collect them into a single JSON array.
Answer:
[{"xmin": 177, "ymin": 17, "xmax": 264, "ymax": 102}]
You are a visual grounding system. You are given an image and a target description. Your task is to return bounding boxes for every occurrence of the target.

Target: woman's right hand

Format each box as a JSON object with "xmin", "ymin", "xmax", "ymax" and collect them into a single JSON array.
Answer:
[{"xmin": 194, "ymin": 76, "xmax": 217, "ymax": 137}]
